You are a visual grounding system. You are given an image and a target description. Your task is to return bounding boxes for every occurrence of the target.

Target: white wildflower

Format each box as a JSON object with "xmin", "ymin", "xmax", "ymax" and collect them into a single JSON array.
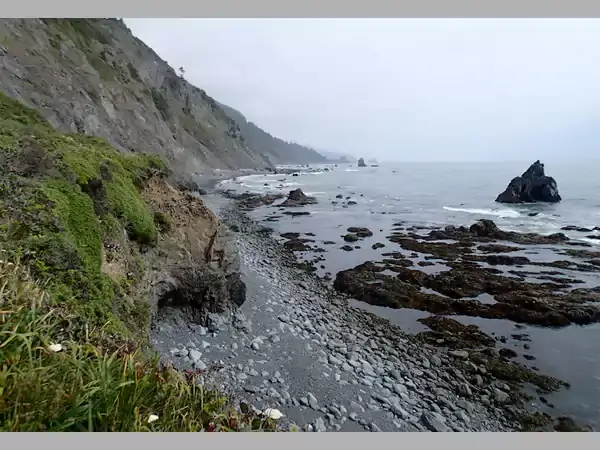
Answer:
[
  {"xmin": 148, "ymin": 414, "xmax": 159, "ymax": 424},
  {"xmin": 48, "ymin": 343, "xmax": 63, "ymax": 352},
  {"xmin": 261, "ymin": 408, "xmax": 284, "ymax": 420}
]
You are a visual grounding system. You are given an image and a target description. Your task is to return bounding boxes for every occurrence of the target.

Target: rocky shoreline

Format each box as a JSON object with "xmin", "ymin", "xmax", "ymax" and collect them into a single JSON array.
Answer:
[{"xmin": 150, "ymin": 190, "xmax": 590, "ymax": 432}]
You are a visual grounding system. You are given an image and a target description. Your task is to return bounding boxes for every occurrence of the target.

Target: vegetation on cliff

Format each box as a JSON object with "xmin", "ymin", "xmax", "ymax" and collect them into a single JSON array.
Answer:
[{"xmin": 0, "ymin": 93, "xmax": 278, "ymax": 431}]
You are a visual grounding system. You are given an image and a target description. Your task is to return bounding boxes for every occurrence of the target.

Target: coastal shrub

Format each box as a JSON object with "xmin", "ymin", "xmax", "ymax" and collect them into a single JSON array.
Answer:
[{"xmin": 153, "ymin": 211, "xmax": 172, "ymax": 233}]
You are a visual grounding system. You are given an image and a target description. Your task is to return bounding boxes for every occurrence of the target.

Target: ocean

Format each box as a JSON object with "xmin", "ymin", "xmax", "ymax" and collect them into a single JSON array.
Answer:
[{"xmin": 218, "ymin": 159, "xmax": 600, "ymax": 429}]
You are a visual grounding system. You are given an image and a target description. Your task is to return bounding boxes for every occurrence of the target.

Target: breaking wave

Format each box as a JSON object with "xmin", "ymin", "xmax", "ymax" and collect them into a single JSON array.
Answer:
[{"xmin": 442, "ymin": 206, "xmax": 521, "ymax": 219}]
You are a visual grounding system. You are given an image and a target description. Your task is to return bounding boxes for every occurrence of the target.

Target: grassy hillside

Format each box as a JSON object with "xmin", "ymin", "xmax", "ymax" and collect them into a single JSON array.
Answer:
[{"xmin": 0, "ymin": 92, "xmax": 279, "ymax": 431}]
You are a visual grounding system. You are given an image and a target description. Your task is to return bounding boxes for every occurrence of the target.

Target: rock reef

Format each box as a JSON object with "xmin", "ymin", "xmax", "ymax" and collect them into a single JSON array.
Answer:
[
  {"xmin": 334, "ymin": 219, "xmax": 600, "ymax": 328},
  {"xmin": 495, "ymin": 160, "xmax": 561, "ymax": 204}
]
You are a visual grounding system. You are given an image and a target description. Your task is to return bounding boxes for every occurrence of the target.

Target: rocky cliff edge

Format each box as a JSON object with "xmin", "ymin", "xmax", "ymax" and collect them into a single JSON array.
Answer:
[{"xmin": 0, "ymin": 18, "xmax": 273, "ymax": 178}]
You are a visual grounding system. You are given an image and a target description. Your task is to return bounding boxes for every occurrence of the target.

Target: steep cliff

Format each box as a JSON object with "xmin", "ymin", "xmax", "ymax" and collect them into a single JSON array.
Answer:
[
  {"xmin": 0, "ymin": 18, "xmax": 272, "ymax": 175},
  {"xmin": 218, "ymin": 102, "xmax": 328, "ymax": 165}
]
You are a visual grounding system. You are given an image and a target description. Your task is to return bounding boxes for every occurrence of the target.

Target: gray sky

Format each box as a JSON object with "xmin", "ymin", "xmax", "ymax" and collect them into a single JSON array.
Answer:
[{"xmin": 125, "ymin": 19, "xmax": 600, "ymax": 162}]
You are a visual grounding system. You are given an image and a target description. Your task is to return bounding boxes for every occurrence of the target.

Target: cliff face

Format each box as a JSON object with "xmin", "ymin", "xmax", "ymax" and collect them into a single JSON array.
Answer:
[
  {"xmin": 218, "ymin": 102, "xmax": 328, "ymax": 166},
  {"xmin": 0, "ymin": 19, "xmax": 272, "ymax": 175}
]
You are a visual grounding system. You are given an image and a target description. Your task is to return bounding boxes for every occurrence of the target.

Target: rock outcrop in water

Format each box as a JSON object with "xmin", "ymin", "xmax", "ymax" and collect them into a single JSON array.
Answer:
[
  {"xmin": 279, "ymin": 188, "xmax": 318, "ymax": 207},
  {"xmin": 357, "ymin": 158, "xmax": 367, "ymax": 167},
  {"xmin": 495, "ymin": 160, "xmax": 561, "ymax": 204}
]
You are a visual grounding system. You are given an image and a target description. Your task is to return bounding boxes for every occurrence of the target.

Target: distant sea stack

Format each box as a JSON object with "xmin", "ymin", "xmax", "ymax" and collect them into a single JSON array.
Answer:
[
  {"xmin": 495, "ymin": 160, "xmax": 562, "ymax": 204},
  {"xmin": 357, "ymin": 158, "xmax": 367, "ymax": 167}
]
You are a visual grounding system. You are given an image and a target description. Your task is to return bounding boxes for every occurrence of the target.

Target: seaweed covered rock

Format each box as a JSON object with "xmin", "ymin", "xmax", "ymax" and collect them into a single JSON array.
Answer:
[{"xmin": 496, "ymin": 160, "xmax": 562, "ymax": 204}]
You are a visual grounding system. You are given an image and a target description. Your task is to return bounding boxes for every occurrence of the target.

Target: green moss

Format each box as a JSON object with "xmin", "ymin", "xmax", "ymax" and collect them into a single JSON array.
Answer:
[
  {"xmin": 35, "ymin": 133, "xmax": 163, "ymax": 245},
  {"xmin": 0, "ymin": 93, "xmax": 50, "ymax": 128},
  {"xmin": 99, "ymin": 213, "xmax": 123, "ymax": 241},
  {"xmin": 0, "ymin": 91, "xmax": 168, "ymax": 339},
  {"xmin": 88, "ymin": 54, "xmax": 117, "ymax": 81},
  {"xmin": 41, "ymin": 178, "xmax": 102, "ymax": 271}
]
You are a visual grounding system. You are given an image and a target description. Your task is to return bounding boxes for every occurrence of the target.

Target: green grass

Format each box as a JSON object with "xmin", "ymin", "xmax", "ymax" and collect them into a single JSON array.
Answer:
[{"xmin": 0, "ymin": 260, "xmax": 280, "ymax": 432}]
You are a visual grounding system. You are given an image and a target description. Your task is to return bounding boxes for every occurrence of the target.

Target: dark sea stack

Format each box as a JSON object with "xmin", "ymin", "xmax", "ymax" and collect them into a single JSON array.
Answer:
[
  {"xmin": 279, "ymin": 188, "xmax": 318, "ymax": 207},
  {"xmin": 495, "ymin": 160, "xmax": 562, "ymax": 204},
  {"xmin": 357, "ymin": 158, "xmax": 367, "ymax": 167}
]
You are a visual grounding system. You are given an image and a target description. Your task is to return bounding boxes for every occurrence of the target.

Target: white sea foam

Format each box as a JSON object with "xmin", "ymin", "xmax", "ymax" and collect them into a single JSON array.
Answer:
[
  {"xmin": 580, "ymin": 238, "xmax": 600, "ymax": 246},
  {"xmin": 443, "ymin": 206, "xmax": 521, "ymax": 219}
]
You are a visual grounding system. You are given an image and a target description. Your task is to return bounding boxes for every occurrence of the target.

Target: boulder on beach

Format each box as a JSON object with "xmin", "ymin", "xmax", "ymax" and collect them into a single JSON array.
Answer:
[
  {"xmin": 357, "ymin": 158, "xmax": 367, "ymax": 167},
  {"xmin": 495, "ymin": 160, "xmax": 561, "ymax": 204},
  {"xmin": 469, "ymin": 219, "xmax": 500, "ymax": 237},
  {"xmin": 279, "ymin": 188, "xmax": 318, "ymax": 207}
]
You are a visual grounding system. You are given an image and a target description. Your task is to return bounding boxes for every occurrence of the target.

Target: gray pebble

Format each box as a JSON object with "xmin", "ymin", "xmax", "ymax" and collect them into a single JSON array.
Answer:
[
  {"xmin": 307, "ymin": 392, "xmax": 319, "ymax": 410},
  {"xmin": 420, "ymin": 412, "xmax": 450, "ymax": 432},
  {"xmin": 329, "ymin": 354, "xmax": 343, "ymax": 365},
  {"xmin": 314, "ymin": 417, "xmax": 326, "ymax": 432}
]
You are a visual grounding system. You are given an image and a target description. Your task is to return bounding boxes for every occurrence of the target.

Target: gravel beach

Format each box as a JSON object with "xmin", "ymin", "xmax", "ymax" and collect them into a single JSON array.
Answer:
[{"xmin": 149, "ymin": 193, "xmax": 566, "ymax": 432}]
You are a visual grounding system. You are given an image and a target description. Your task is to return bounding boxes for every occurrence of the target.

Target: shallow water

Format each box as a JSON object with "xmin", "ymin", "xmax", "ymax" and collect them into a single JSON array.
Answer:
[{"xmin": 217, "ymin": 160, "xmax": 600, "ymax": 429}]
